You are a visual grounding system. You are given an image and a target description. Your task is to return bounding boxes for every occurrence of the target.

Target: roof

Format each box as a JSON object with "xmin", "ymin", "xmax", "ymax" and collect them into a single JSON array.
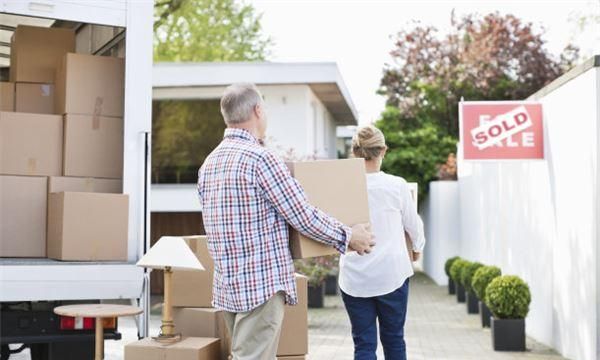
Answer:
[{"xmin": 153, "ymin": 62, "xmax": 359, "ymax": 125}]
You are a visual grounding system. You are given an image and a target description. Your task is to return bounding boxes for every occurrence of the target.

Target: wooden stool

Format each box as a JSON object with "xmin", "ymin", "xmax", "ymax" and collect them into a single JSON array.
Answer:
[{"xmin": 54, "ymin": 304, "xmax": 142, "ymax": 360}]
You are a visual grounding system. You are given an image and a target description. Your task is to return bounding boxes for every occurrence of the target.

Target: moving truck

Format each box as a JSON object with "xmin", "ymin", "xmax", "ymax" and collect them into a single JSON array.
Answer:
[{"xmin": 0, "ymin": 1, "xmax": 153, "ymax": 359}]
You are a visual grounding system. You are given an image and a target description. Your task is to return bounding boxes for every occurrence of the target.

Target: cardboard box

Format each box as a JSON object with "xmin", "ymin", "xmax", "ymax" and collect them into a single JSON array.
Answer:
[
  {"xmin": 63, "ymin": 114, "xmax": 123, "ymax": 179},
  {"xmin": 278, "ymin": 274, "xmax": 308, "ymax": 356},
  {"xmin": 173, "ymin": 308, "xmax": 231, "ymax": 360},
  {"xmin": 278, "ymin": 357, "xmax": 306, "ymax": 360},
  {"xmin": 286, "ymin": 159, "xmax": 370, "ymax": 259},
  {"xmin": 0, "ymin": 112, "xmax": 62, "ymax": 176},
  {"xmin": 15, "ymin": 83, "xmax": 55, "ymax": 114},
  {"xmin": 0, "ymin": 176, "xmax": 47, "ymax": 257},
  {"xmin": 48, "ymin": 176, "xmax": 122, "ymax": 194},
  {"xmin": 55, "ymin": 53, "xmax": 124, "ymax": 117},
  {"xmin": 0, "ymin": 82, "xmax": 14, "ymax": 111},
  {"xmin": 9, "ymin": 25, "xmax": 75, "ymax": 83},
  {"xmin": 124, "ymin": 337, "xmax": 220, "ymax": 360},
  {"xmin": 47, "ymin": 192, "xmax": 128, "ymax": 261},
  {"xmin": 173, "ymin": 274, "xmax": 308, "ymax": 358},
  {"xmin": 172, "ymin": 236, "xmax": 214, "ymax": 307}
]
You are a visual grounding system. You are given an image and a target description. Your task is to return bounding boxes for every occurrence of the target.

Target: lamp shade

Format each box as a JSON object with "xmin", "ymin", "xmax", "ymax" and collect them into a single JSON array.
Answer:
[{"xmin": 136, "ymin": 236, "xmax": 205, "ymax": 271}]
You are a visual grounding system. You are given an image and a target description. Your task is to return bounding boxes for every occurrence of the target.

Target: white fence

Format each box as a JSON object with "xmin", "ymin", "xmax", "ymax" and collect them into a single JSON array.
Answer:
[{"xmin": 424, "ymin": 57, "xmax": 600, "ymax": 360}]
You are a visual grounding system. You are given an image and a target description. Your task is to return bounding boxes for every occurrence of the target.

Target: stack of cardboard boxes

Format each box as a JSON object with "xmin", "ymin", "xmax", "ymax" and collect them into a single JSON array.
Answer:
[
  {"xmin": 125, "ymin": 235, "xmax": 310, "ymax": 359},
  {"xmin": 0, "ymin": 25, "xmax": 128, "ymax": 261}
]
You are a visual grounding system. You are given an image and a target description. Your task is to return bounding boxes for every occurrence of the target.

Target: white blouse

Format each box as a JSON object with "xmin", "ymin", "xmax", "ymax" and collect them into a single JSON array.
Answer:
[{"xmin": 339, "ymin": 171, "xmax": 426, "ymax": 298}]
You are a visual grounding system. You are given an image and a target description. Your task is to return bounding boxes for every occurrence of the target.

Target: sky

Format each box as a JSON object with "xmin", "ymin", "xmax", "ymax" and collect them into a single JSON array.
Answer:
[{"xmin": 248, "ymin": 0, "xmax": 600, "ymax": 125}]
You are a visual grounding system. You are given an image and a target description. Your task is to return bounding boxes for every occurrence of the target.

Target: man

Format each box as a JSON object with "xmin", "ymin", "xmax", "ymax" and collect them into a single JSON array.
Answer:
[{"xmin": 197, "ymin": 83, "xmax": 375, "ymax": 360}]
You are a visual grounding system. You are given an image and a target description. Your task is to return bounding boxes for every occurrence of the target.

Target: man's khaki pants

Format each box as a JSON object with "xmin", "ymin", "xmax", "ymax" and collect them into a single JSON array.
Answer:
[{"xmin": 223, "ymin": 292, "xmax": 285, "ymax": 360}]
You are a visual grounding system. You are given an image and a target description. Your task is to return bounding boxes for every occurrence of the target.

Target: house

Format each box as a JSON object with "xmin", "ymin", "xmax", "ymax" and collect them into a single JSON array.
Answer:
[{"xmin": 149, "ymin": 62, "xmax": 358, "ymax": 293}]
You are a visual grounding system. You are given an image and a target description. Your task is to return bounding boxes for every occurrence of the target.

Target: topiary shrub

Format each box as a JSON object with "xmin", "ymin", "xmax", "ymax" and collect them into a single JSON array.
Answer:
[
  {"xmin": 449, "ymin": 259, "xmax": 469, "ymax": 285},
  {"xmin": 485, "ymin": 275, "xmax": 531, "ymax": 319},
  {"xmin": 444, "ymin": 256, "xmax": 460, "ymax": 277},
  {"xmin": 472, "ymin": 266, "xmax": 501, "ymax": 300},
  {"xmin": 461, "ymin": 262, "xmax": 484, "ymax": 294}
]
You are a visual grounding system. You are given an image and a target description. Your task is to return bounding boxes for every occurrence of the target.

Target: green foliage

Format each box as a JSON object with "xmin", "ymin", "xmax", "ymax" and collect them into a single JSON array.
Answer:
[
  {"xmin": 294, "ymin": 256, "xmax": 338, "ymax": 287},
  {"xmin": 485, "ymin": 275, "xmax": 531, "ymax": 319},
  {"xmin": 461, "ymin": 262, "xmax": 484, "ymax": 293},
  {"xmin": 449, "ymin": 259, "xmax": 469, "ymax": 285},
  {"xmin": 444, "ymin": 256, "xmax": 460, "ymax": 277},
  {"xmin": 154, "ymin": 0, "xmax": 271, "ymax": 62},
  {"xmin": 377, "ymin": 13, "xmax": 578, "ymax": 198},
  {"xmin": 152, "ymin": 100, "xmax": 226, "ymax": 183},
  {"xmin": 472, "ymin": 265, "xmax": 501, "ymax": 300},
  {"xmin": 376, "ymin": 119, "xmax": 456, "ymax": 200}
]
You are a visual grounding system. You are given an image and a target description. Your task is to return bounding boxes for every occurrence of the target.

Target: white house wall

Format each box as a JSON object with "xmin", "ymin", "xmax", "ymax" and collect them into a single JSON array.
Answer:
[
  {"xmin": 307, "ymin": 87, "xmax": 337, "ymax": 158},
  {"xmin": 457, "ymin": 67, "xmax": 599, "ymax": 360}
]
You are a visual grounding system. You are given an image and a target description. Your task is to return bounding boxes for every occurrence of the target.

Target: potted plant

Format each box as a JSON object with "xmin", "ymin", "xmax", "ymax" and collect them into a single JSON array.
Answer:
[
  {"xmin": 444, "ymin": 256, "xmax": 460, "ymax": 295},
  {"xmin": 485, "ymin": 275, "xmax": 531, "ymax": 351},
  {"xmin": 472, "ymin": 265, "xmax": 501, "ymax": 328},
  {"xmin": 295, "ymin": 258, "xmax": 330, "ymax": 308},
  {"xmin": 461, "ymin": 261, "xmax": 484, "ymax": 314},
  {"xmin": 449, "ymin": 259, "xmax": 469, "ymax": 303}
]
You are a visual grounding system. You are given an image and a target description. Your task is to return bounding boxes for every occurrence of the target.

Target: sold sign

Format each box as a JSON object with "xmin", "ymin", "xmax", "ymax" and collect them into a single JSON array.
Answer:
[{"xmin": 460, "ymin": 102, "xmax": 544, "ymax": 160}]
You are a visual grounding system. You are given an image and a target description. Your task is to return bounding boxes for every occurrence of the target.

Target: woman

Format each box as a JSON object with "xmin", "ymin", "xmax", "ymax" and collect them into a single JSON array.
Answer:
[{"xmin": 339, "ymin": 125, "xmax": 425, "ymax": 360}]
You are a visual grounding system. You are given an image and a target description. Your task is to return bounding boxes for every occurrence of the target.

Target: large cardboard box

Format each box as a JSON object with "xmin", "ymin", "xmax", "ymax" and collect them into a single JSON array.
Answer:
[
  {"xmin": 286, "ymin": 159, "xmax": 370, "ymax": 259},
  {"xmin": 15, "ymin": 83, "xmax": 55, "ymax": 114},
  {"xmin": 0, "ymin": 112, "xmax": 62, "ymax": 176},
  {"xmin": 63, "ymin": 114, "xmax": 123, "ymax": 179},
  {"xmin": 173, "ymin": 274, "xmax": 308, "ymax": 358},
  {"xmin": 278, "ymin": 274, "xmax": 308, "ymax": 356},
  {"xmin": 173, "ymin": 308, "xmax": 230, "ymax": 360},
  {"xmin": 9, "ymin": 25, "xmax": 75, "ymax": 83},
  {"xmin": 0, "ymin": 176, "xmax": 47, "ymax": 257},
  {"xmin": 0, "ymin": 82, "xmax": 14, "ymax": 111},
  {"xmin": 124, "ymin": 337, "xmax": 220, "ymax": 360},
  {"xmin": 47, "ymin": 192, "xmax": 128, "ymax": 261},
  {"xmin": 172, "ymin": 236, "xmax": 214, "ymax": 307},
  {"xmin": 55, "ymin": 53, "xmax": 124, "ymax": 117},
  {"xmin": 48, "ymin": 176, "xmax": 122, "ymax": 194}
]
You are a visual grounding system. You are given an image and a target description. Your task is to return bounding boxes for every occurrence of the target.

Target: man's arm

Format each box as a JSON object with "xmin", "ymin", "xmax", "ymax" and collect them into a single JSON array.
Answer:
[{"xmin": 256, "ymin": 150, "xmax": 362, "ymax": 254}]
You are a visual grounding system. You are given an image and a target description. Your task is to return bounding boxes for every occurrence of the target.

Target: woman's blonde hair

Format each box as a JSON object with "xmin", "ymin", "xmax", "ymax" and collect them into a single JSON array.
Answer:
[{"xmin": 351, "ymin": 125, "xmax": 386, "ymax": 161}]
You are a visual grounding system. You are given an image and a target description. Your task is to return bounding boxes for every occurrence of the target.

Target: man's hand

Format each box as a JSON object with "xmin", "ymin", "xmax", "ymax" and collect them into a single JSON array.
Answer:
[{"xmin": 349, "ymin": 223, "xmax": 376, "ymax": 255}]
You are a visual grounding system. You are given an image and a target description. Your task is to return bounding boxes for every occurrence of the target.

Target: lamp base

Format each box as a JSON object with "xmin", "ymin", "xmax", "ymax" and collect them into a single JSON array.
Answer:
[{"xmin": 152, "ymin": 333, "xmax": 182, "ymax": 344}]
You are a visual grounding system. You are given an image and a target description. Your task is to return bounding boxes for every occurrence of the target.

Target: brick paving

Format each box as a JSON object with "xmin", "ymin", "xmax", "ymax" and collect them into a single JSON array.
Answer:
[{"xmin": 308, "ymin": 272, "xmax": 566, "ymax": 360}]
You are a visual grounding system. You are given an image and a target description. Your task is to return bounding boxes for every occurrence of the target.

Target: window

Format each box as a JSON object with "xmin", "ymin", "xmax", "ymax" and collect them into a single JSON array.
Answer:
[{"xmin": 152, "ymin": 99, "xmax": 225, "ymax": 184}]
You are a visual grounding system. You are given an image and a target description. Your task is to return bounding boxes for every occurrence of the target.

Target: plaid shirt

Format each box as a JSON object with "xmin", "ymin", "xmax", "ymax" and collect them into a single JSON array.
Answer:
[{"xmin": 198, "ymin": 128, "xmax": 351, "ymax": 312}]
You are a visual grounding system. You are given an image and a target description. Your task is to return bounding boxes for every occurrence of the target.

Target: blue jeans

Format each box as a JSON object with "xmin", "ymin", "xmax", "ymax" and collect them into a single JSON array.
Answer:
[{"xmin": 341, "ymin": 279, "xmax": 409, "ymax": 360}]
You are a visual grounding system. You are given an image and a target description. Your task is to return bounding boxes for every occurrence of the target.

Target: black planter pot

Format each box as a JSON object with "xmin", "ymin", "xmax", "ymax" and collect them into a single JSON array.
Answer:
[
  {"xmin": 448, "ymin": 277, "xmax": 456, "ymax": 295},
  {"xmin": 325, "ymin": 274, "xmax": 338, "ymax": 295},
  {"xmin": 480, "ymin": 301, "xmax": 492, "ymax": 328},
  {"xmin": 456, "ymin": 284, "xmax": 466, "ymax": 303},
  {"xmin": 466, "ymin": 292, "xmax": 479, "ymax": 314},
  {"xmin": 491, "ymin": 318, "xmax": 526, "ymax": 351},
  {"xmin": 308, "ymin": 283, "xmax": 325, "ymax": 308}
]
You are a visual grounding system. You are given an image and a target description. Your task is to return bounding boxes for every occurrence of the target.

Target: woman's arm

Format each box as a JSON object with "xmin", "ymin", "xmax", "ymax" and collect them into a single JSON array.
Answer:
[{"xmin": 399, "ymin": 180, "xmax": 426, "ymax": 253}]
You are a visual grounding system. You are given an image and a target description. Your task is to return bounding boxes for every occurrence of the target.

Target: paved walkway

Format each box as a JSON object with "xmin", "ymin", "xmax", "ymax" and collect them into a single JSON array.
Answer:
[
  {"xmin": 308, "ymin": 272, "xmax": 566, "ymax": 359},
  {"xmin": 9, "ymin": 273, "xmax": 566, "ymax": 360}
]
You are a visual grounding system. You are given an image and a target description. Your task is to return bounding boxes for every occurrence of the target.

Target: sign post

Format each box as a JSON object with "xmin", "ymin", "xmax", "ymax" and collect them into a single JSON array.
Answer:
[{"xmin": 459, "ymin": 101, "xmax": 544, "ymax": 160}]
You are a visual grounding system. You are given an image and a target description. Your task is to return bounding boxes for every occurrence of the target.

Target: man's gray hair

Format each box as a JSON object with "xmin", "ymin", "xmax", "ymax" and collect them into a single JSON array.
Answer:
[{"xmin": 220, "ymin": 83, "xmax": 263, "ymax": 125}]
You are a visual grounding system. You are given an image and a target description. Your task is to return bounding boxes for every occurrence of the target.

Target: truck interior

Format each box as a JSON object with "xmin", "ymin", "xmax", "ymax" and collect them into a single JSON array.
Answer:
[{"xmin": 0, "ymin": 11, "xmax": 145, "ymax": 360}]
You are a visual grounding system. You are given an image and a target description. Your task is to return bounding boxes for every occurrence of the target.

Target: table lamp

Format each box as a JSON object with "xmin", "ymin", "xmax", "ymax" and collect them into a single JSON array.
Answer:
[{"xmin": 137, "ymin": 236, "xmax": 205, "ymax": 344}]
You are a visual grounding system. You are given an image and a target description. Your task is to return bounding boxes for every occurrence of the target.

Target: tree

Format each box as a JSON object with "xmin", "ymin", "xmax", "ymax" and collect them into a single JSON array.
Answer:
[
  {"xmin": 377, "ymin": 12, "xmax": 578, "ymax": 198},
  {"xmin": 154, "ymin": 0, "xmax": 271, "ymax": 62}
]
